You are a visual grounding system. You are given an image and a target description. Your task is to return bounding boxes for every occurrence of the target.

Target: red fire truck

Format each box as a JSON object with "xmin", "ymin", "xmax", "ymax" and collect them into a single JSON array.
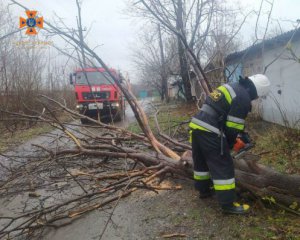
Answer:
[{"xmin": 70, "ymin": 68, "xmax": 125, "ymax": 123}]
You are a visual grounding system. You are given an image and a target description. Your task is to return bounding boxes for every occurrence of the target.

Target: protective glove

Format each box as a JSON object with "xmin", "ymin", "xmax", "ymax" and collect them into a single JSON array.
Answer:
[
  {"xmin": 233, "ymin": 138, "xmax": 246, "ymax": 153},
  {"xmin": 238, "ymin": 132, "xmax": 251, "ymax": 144}
]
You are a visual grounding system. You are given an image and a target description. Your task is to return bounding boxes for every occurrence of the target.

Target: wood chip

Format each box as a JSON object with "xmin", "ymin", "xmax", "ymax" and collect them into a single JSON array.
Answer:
[{"xmin": 161, "ymin": 233, "xmax": 187, "ymax": 238}]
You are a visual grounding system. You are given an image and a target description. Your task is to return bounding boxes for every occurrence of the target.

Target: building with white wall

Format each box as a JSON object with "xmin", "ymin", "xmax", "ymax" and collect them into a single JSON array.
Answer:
[{"xmin": 225, "ymin": 29, "xmax": 300, "ymax": 128}]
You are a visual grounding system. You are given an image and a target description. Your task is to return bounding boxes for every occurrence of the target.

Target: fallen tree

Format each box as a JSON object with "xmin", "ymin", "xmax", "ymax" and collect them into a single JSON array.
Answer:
[
  {"xmin": 0, "ymin": 94, "xmax": 299, "ymax": 239},
  {"xmin": 182, "ymin": 150, "xmax": 300, "ymax": 212}
]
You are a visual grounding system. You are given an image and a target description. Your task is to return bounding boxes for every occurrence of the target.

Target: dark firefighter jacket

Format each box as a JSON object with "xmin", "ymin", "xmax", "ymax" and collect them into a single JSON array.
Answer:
[{"xmin": 189, "ymin": 82, "xmax": 252, "ymax": 148}]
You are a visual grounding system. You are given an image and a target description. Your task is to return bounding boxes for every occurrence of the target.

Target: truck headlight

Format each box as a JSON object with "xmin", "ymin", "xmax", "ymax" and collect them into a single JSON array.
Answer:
[
  {"xmin": 111, "ymin": 102, "xmax": 119, "ymax": 107},
  {"xmin": 76, "ymin": 104, "xmax": 83, "ymax": 110}
]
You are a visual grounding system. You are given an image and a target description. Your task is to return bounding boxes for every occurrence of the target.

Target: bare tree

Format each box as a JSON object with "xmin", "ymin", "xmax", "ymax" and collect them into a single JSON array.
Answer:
[
  {"xmin": 132, "ymin": 24, "xmax": 177, "ymax": 101},
  {"xmin": 158, "ymin": 23, "xmax": 169, "ymax": 101},
  {"xmin": 0, "ymin": 1, "xmax": 74, "ymax": 126},
  {"xmin": 130, "ymin": 0, "xmax": 255, "ymax": 102},
  {"xmin": 129, "ymin": 0, "xmax": 214, "ymax": 98}
]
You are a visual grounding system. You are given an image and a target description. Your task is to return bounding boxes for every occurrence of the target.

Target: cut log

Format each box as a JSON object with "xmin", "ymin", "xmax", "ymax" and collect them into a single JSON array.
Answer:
[{"xmin": 181, "ymin": 150, "xmax": 300, "ymax": 209}]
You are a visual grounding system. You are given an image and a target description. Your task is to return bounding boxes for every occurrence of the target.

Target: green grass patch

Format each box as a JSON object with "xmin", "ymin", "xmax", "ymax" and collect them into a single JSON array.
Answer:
[
  {"xmin": 0, "ymin": 123, "xmax": 53, "ymax": 153},
  {"xmin": 165, "ymin": 184, "xmax": 300, "ymax": 240},
  {"xmin": 127, "ymin": 103, "xmax": 192, "ymax": 139},
  {"xmin": 0, "ymin": 114, "xmax": 72, "ymax": 153},
  {"xmin": 247, "ymin": 119, "xmax": 300, "ymax": 174}
]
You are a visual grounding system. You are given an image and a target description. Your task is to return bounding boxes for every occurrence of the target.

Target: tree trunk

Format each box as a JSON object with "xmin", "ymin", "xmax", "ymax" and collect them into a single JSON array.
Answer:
[
  {"xmin": 158, "ymin": 24, "xmax": 169, "ymax": 102},
  {"xmin": 181, "ymin": 150, "xmax": 300, "ymax": 209},
  {"xmin": 176, "ymin": 0, "xmax": 193, "ymax": 102}
]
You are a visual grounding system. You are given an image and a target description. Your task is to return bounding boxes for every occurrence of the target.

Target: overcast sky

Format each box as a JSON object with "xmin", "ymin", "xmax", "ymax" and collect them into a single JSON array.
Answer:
[{"xmin": 6, "ymin": 0, "xmax": 300, "ymax": 81}]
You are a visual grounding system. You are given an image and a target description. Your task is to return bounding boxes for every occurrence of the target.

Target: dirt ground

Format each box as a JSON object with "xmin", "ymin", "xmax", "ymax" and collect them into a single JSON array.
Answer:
[{"xmin": 41, "ymin": 178, "xmax": 300, "ymax": 240}]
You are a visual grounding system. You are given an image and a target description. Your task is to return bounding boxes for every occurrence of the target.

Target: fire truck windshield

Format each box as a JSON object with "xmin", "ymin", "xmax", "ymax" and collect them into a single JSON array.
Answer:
[{"xmin": 75, "ymin": 71, "xmax": 113, "ymax": 85}]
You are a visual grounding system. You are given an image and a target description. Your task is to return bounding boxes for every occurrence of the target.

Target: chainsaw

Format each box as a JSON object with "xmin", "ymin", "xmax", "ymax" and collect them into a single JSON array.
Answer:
[
  {"xmin": 232, "ymin": 132, "xmax": 255, "ymax": 159},
  {"xmin": 232, "ymin": 142, "xmax": 254, "ymax": 159}
]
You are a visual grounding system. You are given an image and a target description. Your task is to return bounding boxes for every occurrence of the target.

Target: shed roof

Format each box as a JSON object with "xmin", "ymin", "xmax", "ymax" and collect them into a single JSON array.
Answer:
[{"xmin": 226, "ymin": 28, "xmax": 300, "ymax": 63}]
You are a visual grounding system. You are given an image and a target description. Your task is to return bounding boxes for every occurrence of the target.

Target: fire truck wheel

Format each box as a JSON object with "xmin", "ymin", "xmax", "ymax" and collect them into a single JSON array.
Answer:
[
  {"xmin": 80, "ymin": 118, "xmax": 89, "ymax": 124},
  {"xmin": 114, "ymin": 113, "xmax": 122, "ymax": 122}
]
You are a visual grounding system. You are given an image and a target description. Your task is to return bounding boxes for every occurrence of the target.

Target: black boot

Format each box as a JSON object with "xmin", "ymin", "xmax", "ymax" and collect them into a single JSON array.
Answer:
[
  {"xmin": 199, "ymin": 191, "xmax": 214, "ymax": 199},
  {"xmin": 221, "ymin": 202, "xmax": 250, "ymax": 214},
  {"xmin": 195, "ymin": 181, "xmax": 214, "ymax": 199},
  {"xmin": 199, "ymin": 187, "xmax": 215, "ymax": 199}
]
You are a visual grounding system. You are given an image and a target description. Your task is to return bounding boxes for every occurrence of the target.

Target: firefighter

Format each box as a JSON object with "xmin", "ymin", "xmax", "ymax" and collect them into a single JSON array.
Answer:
[{"xmin": 189, "ymin": 74, "xmax": 270, "ymax": 214}]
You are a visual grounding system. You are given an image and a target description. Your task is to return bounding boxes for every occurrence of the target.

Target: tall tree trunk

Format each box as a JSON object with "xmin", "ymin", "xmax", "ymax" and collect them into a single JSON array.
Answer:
[
  {"xmin": 176, "ymin": 0, "xmax": 193, "ymax": 102},
  {"xmin": 158, "ymin": 24, "xmax": 169, "ymax": 102}
]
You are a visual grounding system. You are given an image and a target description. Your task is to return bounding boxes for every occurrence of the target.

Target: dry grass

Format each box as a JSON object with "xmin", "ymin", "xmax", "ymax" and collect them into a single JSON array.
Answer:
[
  {"xmin": 128, "ymin": 101, "xmax": 300, "ymax": 174},
  {"xmin": 247, "ymin": 114, "xmax": 300, "ymax": 174},
  {"xmin": 0, "ymin": 113, "xmax": 72, "ymax": 153}
]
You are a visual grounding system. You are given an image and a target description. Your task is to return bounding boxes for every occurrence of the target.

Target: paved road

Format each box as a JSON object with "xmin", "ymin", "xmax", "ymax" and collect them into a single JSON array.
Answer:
[
  {"xmin": 0, "ymin": 98, "xmax": 155, "ymax": 240},
  {"xmin": 45, "ymin": 98, "xmax": 155, "ymax": 240}
]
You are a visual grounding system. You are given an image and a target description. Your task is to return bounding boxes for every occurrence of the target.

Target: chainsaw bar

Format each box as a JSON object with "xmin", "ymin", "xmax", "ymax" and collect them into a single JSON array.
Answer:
[{"xmin": 232, "ymin": 143, "xmax": 254, "ymax": 159}]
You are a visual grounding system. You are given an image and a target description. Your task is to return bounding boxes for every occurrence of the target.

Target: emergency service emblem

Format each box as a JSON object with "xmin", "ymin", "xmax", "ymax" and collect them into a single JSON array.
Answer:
[
  {"xmin": 19, "ymin": 10, "xmax": 44, "ymax": 35},
  {"xmin": 209, "ymin": 89, "xmax": 222, "ymax": 101}
]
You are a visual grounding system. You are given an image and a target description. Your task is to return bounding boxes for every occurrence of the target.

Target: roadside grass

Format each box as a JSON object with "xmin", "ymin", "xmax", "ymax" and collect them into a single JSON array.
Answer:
[
  {"xmin": 247, "ymin": 115, "xmax": 300, "ymax": 174},
  {"xmin": 186, "ymin": 208, "xmax": 300, "ymax": 240},
  {"xmin": 127, "ymin": 102, "xmax": 300, "ymax": 174},
  {"xmin": 0, "ymin": 123, "xmax": 51, "ymax": 153},
  {"xmin": 0, "ymin": 114, "xmax": 72, "ymax": 153},
  {"xmin": 127, "ymin": 101, "xmax": 194, "ymax": 139},
  {"xmin": 145, "ymin": 180, "xmax": 300, "ymax": 240}
]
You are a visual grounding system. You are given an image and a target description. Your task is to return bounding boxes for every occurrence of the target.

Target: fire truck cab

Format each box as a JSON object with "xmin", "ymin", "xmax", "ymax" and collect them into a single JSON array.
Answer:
[{"xmin": 70, "ymin": 68, "xmax": 125, "ymax": 123}]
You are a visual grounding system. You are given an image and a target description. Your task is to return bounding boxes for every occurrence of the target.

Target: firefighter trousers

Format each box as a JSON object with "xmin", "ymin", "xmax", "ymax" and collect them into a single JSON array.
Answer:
[{"xmin": 192, "ymin": 129, "xmax": 236, "ymax": 205}]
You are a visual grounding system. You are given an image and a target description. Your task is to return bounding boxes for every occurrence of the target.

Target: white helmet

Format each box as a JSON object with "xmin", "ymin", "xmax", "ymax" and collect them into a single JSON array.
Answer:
[{"xmin": 248, "ymin": 74, "xmax": 271, "ymax": 98}]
